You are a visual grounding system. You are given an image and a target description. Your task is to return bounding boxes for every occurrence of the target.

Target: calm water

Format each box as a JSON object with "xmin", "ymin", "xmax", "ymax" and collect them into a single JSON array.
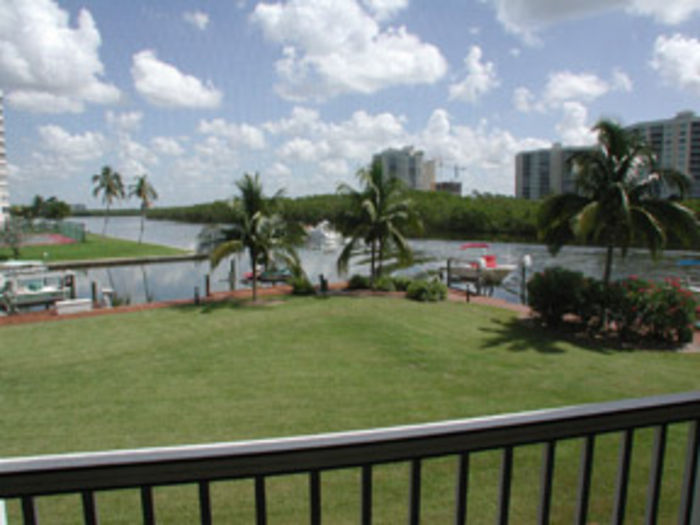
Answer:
[{"xmin": 73, "ymin": 216, "xmax": 700, "ymax": 305}]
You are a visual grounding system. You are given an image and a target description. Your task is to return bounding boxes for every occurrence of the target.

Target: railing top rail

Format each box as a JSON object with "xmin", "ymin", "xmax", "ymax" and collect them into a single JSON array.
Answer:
[{"xmin": 1, "ymin": 391, "xmax": 699, "ymax": 498}]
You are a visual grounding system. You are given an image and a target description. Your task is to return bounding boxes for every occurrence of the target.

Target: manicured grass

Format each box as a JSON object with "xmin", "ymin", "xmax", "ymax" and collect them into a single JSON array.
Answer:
[
  {"xmin": 1, "ymin": 297, "xmax": 697, "ymax": 523},
  {"xmin": 0, "ymin": 233, "xmax": 186, "ymax": 262}
]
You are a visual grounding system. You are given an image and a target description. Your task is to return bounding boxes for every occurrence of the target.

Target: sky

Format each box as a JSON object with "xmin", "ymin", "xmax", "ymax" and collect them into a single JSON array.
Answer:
[{"xmin": 1, "ymin": 0, "xmax": 700, "ymax": 207}]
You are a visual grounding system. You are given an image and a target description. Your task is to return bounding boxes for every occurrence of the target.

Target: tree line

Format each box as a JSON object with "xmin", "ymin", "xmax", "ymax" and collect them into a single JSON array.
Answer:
[{"xmin": 146, "ymin": 191, "xmax": 542, "ymax": 241}]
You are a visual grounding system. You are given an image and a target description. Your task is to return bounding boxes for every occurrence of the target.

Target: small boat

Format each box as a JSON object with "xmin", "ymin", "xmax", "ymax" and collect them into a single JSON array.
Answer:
[
  {"xmin": 0, "ymin": 261, "xmax": 76, "ymax": 313},
  {"xmin": 305, "ymin": 220, "xmax": 343, "ymax": 250},
  {"xmin": 443, "ymin": 243, "xmax": 517, "ymax": 286},
  {"xmin": 241, "ymin": 266, "xmax": 292, "ymax": 284}
]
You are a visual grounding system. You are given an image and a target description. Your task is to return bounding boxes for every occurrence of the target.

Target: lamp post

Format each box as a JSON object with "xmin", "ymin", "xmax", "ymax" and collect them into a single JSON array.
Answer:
[{"xmin": 520, "ymin": 254, "xmax": 532, "ymax": 304}]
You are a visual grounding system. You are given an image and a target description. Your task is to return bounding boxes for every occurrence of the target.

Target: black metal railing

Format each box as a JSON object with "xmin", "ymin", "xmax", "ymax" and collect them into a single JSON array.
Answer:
[{"xmin": 1, "ymin": 391, "xmax": 698, "ymax": 524}]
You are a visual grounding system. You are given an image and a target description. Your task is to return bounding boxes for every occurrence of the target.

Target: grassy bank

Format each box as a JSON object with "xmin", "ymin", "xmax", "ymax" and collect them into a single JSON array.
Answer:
[
  {"xmin": 1, "ymin": 296, "xmax": 697, "ymax": 523},
  {"xmin": 1, "ymin": 233, "xmax": 186, "ymax": 262}
]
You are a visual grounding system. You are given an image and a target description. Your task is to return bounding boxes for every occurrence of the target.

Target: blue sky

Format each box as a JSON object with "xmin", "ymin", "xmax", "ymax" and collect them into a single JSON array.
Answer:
[{"xmin": 2, "ymin": 0, "xmax": 700, "ymax": 206}]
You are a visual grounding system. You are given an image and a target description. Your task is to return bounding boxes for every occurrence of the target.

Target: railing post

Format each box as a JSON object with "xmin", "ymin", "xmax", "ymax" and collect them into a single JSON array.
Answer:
[
  {"xmin": 575, "ymin": 435, "xmax": 595, "ymax": 525},
  {"xmin": 362, "ymin": 465, "xmax": 372, "ymax": 525},
  {"xmin": 537, "ymin": 441, "xmax": 555, "ymax": 525},
  {"xmin": 679, "ymin": 420, "xmax": 699, "ymax": 525},
  {"xmin": 454, "ymin": 453, "xmax": 469, "ymax": 525},
  {"xmin": 409, "ymin": 459, "xmax": 421, "ymax": 525}
]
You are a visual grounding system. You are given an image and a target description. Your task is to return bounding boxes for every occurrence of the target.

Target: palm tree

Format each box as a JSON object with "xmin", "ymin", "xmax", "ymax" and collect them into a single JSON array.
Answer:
[
  {"xmin": 201, "ymin": 173, "xmax": 299, "ymax": 302},
  {"xmin": 129, "ymin": 174, "xmax": 158, "ymax": 243},
  {"xmin": 337, "ymin": 160, "xmax": 421, "ymax": 284},
  {"xmin": 92, "ymin": 166, "xmax": 125, "ymax": 235},
  {"xmin": 539, "ymin": 119, "xmax": 699, "ymax": 287}
]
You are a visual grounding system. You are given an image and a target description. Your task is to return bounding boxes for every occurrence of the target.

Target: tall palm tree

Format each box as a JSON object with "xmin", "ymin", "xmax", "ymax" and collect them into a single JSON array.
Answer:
[
  {"xmin": 92, "ymin": 166, "xmax": 125, "ymax": 235},
  {"xmin": 337, "ymin": 160, "xmax": 421, "ymax": 284},
  {"xmin": 129, "ymin": 174, "xmax": 158, "ymax": 243},
  {"xmin": 201, "ymin": 173, "xmax": 298, "ymax": 301},
  {"xmin": 539, "ymin": 119, "xmax": 699, "ymax": 287}
]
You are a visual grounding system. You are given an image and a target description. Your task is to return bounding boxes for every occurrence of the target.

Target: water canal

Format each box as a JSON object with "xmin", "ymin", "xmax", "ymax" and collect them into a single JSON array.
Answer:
[{"xmin": 70, "ymin": 216, "xmax": 700, "ymax": 306}]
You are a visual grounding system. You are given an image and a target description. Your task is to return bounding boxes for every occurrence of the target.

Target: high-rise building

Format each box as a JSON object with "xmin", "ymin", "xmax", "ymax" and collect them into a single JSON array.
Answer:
[
  {"xmin": 0, "ymin": 94, "xmax": 9, "ymax": 227},
  {"xmin": 373, "ymin": 146, "xmax": 435, "ymax": 191},
  {"xmin": 626, "ymin": 111, "xmax": 700, "ymax": 197},
  {"xmin": 515, "ymin": 112, "xmax": 700, "ymax": 200},
  {"xmin": 515, "ymin": 143, "xmax": 591, "ymax": 200}
]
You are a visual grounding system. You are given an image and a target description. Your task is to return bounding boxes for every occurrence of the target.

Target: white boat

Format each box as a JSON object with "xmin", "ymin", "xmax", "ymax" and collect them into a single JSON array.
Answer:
[
  {"xmin": 305, "ymin": 220, "xmax": 343, "ymax": 250},
  {"xmin": 0, "ymin": 261, "xmax": 75, "ymax": 313},
  {"xmin": 443, "ymin": 243, "xmax": 517, "ymax": 286}
]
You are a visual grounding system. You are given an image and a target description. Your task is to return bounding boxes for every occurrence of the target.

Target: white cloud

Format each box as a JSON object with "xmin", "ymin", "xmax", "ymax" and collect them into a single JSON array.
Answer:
[
  {"xmin": 555, "ymin": 101, "xmax": 597, "ymax": 145},
  {"xmin": 542, "ymin": 71, "xmax": 610, "ymax": 105},
  {"xmin": 251, "ymin": 0, "xmax": 447, "ymax": 101},
  {"xmin": 264, "ymin": 106, "xmax": 323, "ymax": 135},
  {"xmin": 418, "ymin": 109, "xmax": 550, "ymax": 194},
  {"xmin": 106, "ymin": 111, "xmax": 143, "ymax": 133},
  {"xmin": 629, "ymin": 0, "xmax": 700, "ymax": 24},
  {"xmin": 0, "ymin": 0, "xmax": 119, "ymax": 113},
  {"xmin": 117, "ymin": 136, "xmax": 158, "ymax": 176},
  {"xmin": 278, "ymin": 137, "xmax": 324, "ymax": 162},
  {"xmin": 38, "ymin": 125, "xmax": 106, "ymax": 164},
  {"xmin": 183, "ymin": 10, "xmax": 209, "ymax": 30},
  {"xmin": 362, "ymin": 0, "xmax": 408, "ymax": 20},
  {"xmin": 6, "ymin": 91, "xmax": 83, "ymax": 114},
  {"xmin": 489, "ymin": 0, "xmax": 700, "ymax": 43},
  {"xmin": 449, "ymin": 46, "xmax": 500, "ymax": 103},
  {"xmin": 611, "ymin": 68, "xmax": 633, "ymax": 92},
  {"xmin": 131, "ymin": 50, "xmax": 223, "ymax": 108},
  {"xmin": 198, "ymin": 119, "xmax": 266, "ymax": 149},
  {"xmin": 651, "ymin": 34, "xmax": 700, "ymax": 95},
  {"xmin": 151, "ymin": 137, "xmax": 185, "ymax": 157},
  {"xmin": 512, "ymin": 87, "xmax": 536, "ymax": 112},
  {"xmin": 268, "ymin": 162, "xmax": 292, "ymax": 178},
  {"xmin": 260, "ymin": 106, "xmax": 550, "ymax": 195},
  {"xmin": 24, "ymin": 125, "xmax": 107, "ymax": 183}
]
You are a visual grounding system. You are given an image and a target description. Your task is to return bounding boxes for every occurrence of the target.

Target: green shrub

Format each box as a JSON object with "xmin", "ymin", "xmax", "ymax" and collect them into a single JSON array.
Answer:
[
  {"xmin": 391, "ymin": 276, "xmax": 413, "ymax": 291},
  {"xmin": 290, "ymin": 276, "xmax": 316, "ymax": 296},
  {"xmin": 527, "ymin": 267, "xmax": 587, "ymax": 326},
  {"xmin": 347, "ymin": 274, "xmax": 371, "ymax": 290},
  {"xmin": 373, "ymin": 276, "xmax": 396, "ymax": 292},
  {"xmin": 406, "ymin": 279, "xmax": 447, "ymax": 302}
]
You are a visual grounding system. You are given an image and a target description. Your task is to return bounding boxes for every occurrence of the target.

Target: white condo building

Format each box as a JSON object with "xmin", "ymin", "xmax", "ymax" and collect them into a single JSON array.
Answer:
[
  {"xmin": 515, "ymin": 143, "xmax": 592, "ymax": 200},
  {"xmin": 627, "ymin": 111, "xmax": 700, "ymax": 198},
  {"xmin": 373, "ymin": 146, "xmax": 436, "ymax": 191},
  {"xmin": 516, "ymin": 111, "xmax": 700, "ymax": 199},
  {"xmin": 0, "ymin": 94, "xmax": 9, "ymax": 227}
]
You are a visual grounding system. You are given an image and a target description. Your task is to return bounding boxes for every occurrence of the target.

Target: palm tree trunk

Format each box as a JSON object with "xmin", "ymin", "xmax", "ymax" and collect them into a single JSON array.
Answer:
[
  {"xmin": 251, "ymin": 248, "xmax": 258, "ymax": 301},
  {"xmin": 370, "ymin": 240, "xmax": 376, "ymax": 287},
  {"xmin": 139, "ymin": 211, "xmax": 145, "ymax": 244},
  {"xmin": 603, "ymin": 244, "xmax": 614, "ymax": 288},
  {"xmin": 602, "ymin": 244, "xmax": 614, "ymax": 330},
  {"xmin": 103, "ymin": 203, "xmax": 110, "ymax": 235},
  {"xmin": 378, "ymin": 239, "xmax": 384, "ymax": 277}
]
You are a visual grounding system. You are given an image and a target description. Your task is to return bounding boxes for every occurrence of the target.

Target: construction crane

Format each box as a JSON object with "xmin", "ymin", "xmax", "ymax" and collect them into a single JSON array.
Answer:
[
  {"xmin": 436, "ymin": 160, "xmax": 468, "ymax": 195},
  {"xmin": 437, "ymin": 159, "xmax": 468, "ymax": 180}
]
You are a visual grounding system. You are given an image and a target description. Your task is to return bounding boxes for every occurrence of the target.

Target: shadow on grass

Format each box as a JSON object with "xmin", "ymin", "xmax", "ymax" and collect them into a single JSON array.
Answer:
[
  {"xmin": 477, "ymin": 317, "xmax": 617, "ymax": 355},
  {"xmin": 170, "ymin": 298, "xmax": 253, "ymax": 314}
]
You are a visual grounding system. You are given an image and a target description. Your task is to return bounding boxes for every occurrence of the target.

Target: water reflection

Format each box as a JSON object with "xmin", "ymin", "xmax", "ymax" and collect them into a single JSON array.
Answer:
[{"xmin": 73, "ymin": 216, "xmax": 700, "ymax": 305}]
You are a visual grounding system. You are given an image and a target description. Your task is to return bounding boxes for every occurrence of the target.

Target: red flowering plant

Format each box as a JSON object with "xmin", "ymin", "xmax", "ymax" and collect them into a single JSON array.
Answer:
[{"xmin": 612, "ymin": 276, "xmax": 696, "ymax": 344}]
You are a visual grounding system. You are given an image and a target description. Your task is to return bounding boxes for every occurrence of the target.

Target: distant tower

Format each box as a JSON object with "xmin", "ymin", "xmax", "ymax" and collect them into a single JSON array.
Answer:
[{"xmin": 0, "ymin": 93, "xmax": 8, "ymax": 227}]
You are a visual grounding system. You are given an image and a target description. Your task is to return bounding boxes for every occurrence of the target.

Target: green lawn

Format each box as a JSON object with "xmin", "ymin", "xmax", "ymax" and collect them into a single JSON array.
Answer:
[
  {"xmin": 1, "ymin": 297, "xmax": 697, "ymax": 523},
  {"xmin": 1, "ymin": 233, "xmax": 186, "ymax": 262}
]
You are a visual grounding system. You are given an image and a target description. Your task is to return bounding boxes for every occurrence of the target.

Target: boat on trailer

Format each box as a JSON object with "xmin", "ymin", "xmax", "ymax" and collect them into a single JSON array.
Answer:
[{"xmin": 0, "ymin": 261, "xmax": 75, "ymax": 313}]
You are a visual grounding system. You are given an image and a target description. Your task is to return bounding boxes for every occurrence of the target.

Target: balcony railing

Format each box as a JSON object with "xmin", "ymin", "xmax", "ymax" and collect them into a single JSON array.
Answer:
[{"xmin": 0, "ymin": 391, "xmax": 698, "ymax": 524}]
